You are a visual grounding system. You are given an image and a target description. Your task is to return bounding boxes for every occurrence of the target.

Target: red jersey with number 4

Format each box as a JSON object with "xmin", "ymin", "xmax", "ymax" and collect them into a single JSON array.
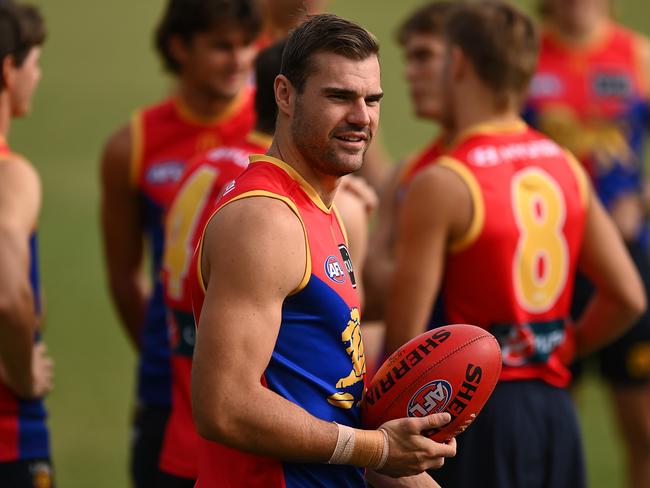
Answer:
[
  {"xmin": 437, "ymin": 121, "xmax": 589, "ymax": 388},
  {"xmin": 190, "ymin": 155, "xmax": 366, "ymax": 488},
  {"xmin": 130, "ymin": 88, "xmax": 255, "ymax": 408},
  {"xmin": 158, "ymin": 132, "xmax": 271, "ymax": 479}
]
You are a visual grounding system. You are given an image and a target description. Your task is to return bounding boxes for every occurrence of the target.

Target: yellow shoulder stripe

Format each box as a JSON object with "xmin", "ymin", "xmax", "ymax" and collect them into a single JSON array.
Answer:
[
  {"xmin": 563, "ymin": 149, "xmax": 589, "ymax": 208},
  {"xmin": 437, "ymin": 156, "xmax": 485, "ymax": 253},
  {"xmin": 249, "ymin": 154, "xmax": 332, "ymax": 213},
  {"xmin": 197, "ymin": 190, "xmax": 312, "ymax": 295}
]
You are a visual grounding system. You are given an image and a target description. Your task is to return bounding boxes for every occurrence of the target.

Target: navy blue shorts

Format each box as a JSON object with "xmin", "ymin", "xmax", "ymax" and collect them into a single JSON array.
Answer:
[
  {"xmin": 131, "ymin": 405, "xmax": 171, "ymax": 488},
  {"xmin": 431, "ymin": 381, "xmax": 586, "ymax": 488},
  {"xmin": 0, "ymin": 458, "xmax": 55, "ymax": 488},
  {"xmin": 571, "ymin": 241, "xmax": 650, "ymax": 386}
]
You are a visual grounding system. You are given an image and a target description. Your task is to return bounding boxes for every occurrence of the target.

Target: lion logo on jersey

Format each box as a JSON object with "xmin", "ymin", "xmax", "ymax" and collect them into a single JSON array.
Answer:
[{"xmin": 327, "ymin": 307, "xmax": 366, "ymax": 409}]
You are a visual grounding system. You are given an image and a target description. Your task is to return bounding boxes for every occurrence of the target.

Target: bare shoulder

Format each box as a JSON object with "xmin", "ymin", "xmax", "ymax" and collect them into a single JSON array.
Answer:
[
  {"xmin": 203, "ymin": 196, "xmax": 307, "ymax": 296},
  {"xmin": 406, "ymin": 160, "xmax": 470, "ymax": 212},
  {"xmin": 0, "ymin": 155, "xmax": 41, "ymax": 229},
  {"xmin": 100, "ymin": 123, "xmax": 132, "ymax": 185}
]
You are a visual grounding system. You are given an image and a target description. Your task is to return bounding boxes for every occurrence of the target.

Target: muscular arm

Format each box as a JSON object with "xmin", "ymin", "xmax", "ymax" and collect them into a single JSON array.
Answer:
[
  {"xmin": 192, "ymin": 196, "xmax": 456, "ymax": 476},
  {"xmin": 100, "ymin": 125, "xmax": 147, "ymax": 350},
  {"xmin": 0, "ymin": 157, "xmax": 40, "ymax": 397},
  {"xmin": 192, "ymin": 196, "xmax": 338, "ymax": 459},
  {"xmin": 383, "ymin": 166, "xmax": 471, "ymax": 355},
  {"xmin": 575, "ymin": 191, "xmax": 646, "ymax": 356}
]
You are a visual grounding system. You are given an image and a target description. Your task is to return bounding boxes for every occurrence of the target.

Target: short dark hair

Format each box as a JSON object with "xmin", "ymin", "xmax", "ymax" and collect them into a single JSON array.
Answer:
[
  {"xmin": 0, "ymin": 1, "xmax": 45, "ymax": 87},
  {"xmin": 254, "ymin": 39, "xmax": 286, "ymax": 135},
  {"xmin": 445, "ymin": 1, "xmax": 539, "ymax": 106},
  {"xmin": 397, "ymin": 1, "xmax": 455, "ymax": 46},
  {"xmin": 280, "ymin": 13, "xmax": 379, "ymax": 93},
  {"xmin": 155, "ymin": 0, "xmax": 262, "ymax": 74}
]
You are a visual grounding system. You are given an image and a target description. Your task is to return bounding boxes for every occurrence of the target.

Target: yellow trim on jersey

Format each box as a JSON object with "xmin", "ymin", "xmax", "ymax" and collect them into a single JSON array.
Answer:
[
  {"xmin": 450, "ymin": 120, "xmax": 527, "ymax": 150},
  {"xmin": 174, "ymin": 88, "xmax": 247, "ymax": 126},
  {"xmin": 198, "ymin": 190, "xmax": 312, "ymax": 296},
  {"xmin": 249, "ymin": 154, "xmax": 332, "ymax": 214},
  {"xmin": 563, "ymin": 149, "xmax": 590, "ymax": 209},
  {"xmin": 246, "ymin": 131, "xmax": 273, "ymax": 149},
  {"xmin": 437, "ymin": 156, "xmax": 485, "ymax": 253},
  {"xmin": 129, "ymin": 111, "xmax": 143, "ymax": 188},
  {"xmin": 331, "ymin": 204, "xmax": 349, "ymax": 246}
]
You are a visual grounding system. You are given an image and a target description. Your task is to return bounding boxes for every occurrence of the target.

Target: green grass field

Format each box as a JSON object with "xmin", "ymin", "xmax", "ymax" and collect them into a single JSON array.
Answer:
[{"xmin": 9, "ymin": 0, "xmax": 648, "ymax": 486}]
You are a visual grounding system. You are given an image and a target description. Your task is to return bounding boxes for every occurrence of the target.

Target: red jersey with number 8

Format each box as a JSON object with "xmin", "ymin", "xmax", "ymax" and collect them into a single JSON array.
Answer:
[{"xmin": 437, "ymin": 121, "xmax": 589, "ymax": 388}]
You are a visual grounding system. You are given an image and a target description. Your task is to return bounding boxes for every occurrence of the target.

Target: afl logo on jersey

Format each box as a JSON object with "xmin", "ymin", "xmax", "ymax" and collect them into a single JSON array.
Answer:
[
  {"xmin": 407, "ymin": 380, "xmax": 452, "ymax": 417},
  {"xmin": 325, "ymin": 255, "xmax": 346, "ymax": 284}
]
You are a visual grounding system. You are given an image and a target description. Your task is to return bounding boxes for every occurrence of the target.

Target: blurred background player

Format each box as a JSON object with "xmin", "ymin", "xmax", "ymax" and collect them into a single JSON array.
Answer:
[
  {"xmin": 99, "ymin": 1, "xmax": 261, "ymax": 486},
  {"xmin": 191, "ymin": 14, "xmax": 456, "ymax": 487},
  {"xmin": 0, "ymin": 2, "xmax": 54, "ymax": 487},
  {"xmin": 524, "ymin": 1, "xmax": 650, "ymax": 486},
  {"xmin": 384, "ymin": 2, "xmax": 645, "ymax": 487},
  {"xmin": 256, "ymin": 0, "xmax": 392, "ymax": 191},
  {"xmin": 364, "ymin": 1, "xmax": 454, "ymax": 326},
  {"xmin": 157, "ymin": 40, "xmax": 280, "ymax": 488},
  {"xmin": 256, "ymin": 0, "xmax": 322, "ymax": 48}
]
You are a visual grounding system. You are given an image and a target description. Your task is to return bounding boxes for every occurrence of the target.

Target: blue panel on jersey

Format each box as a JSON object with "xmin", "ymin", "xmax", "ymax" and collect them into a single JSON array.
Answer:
[
  {"xmin": 29, "ymin": 233, "xmax": 41, "ymax": 316},
  {"xmin": 137, "ymin": 195, "xmax": 172, "ymax": 407},
  {"xmin": 264, "ymin": 274, "xmax": 365, "ymax": 488},
  {"xmin": 18, "ymin": 398, "xmax": 49, "ymax": 459}
]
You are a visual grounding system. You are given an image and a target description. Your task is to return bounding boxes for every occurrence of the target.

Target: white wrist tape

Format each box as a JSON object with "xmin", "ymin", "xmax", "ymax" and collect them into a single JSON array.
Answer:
[
  {"xmin": 375, "ymin": 428, "xmax": 390, "ymax": 470},
  {"xmin": 328, "ymin": 422, "xmax": 356, "ymax": 464},
  {"xmin": 328, "ymin": 423, "xmax": 390, "ymax": 470}
]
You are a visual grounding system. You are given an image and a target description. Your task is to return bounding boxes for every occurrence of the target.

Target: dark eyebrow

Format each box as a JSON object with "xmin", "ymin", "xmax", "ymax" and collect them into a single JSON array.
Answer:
[{"xmin": 321, "ymin": 87, "xmax": 384, "ymax": 102}]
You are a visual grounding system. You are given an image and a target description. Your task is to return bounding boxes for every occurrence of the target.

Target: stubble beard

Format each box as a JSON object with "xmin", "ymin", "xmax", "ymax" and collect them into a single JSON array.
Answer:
[{"xmin": 291, "ymin": 100, "xmax": 369, "ymax": 178}]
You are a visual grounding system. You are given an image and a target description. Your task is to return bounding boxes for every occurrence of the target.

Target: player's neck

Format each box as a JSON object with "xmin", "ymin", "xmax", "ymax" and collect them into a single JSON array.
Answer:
[
  {"xmin": 268, "ymin": 136, "xmax": 338, "ymax": 208},
  {"xmin": 452, "ymin": 85, "xmax": 521, "ymax": 137},
  {"xmin": 453, "ymin": 97, "xmax": 521, "ymax": 140},
  {"xmin": 0, "ymin": 92, "xmax": 11, "ymax": 140},
  {"xmin": 547, "ymin": 15, "xmax": 609, "ymax": 47},
  {"xmin": 175, "ymin": 83, "xmax": 240, "ymax": 122}
]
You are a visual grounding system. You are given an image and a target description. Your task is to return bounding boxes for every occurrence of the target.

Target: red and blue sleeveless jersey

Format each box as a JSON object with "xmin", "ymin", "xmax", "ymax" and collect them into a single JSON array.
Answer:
[
  {"xmin": 190, "ymin": 155, "xmax": 366, "ymax": 487},
  {"xmin": 0, "ymin": 137, "xmax": 49, "ymax": 462},
  {"xmin": 131, "ymin": 88, "xmax": 255, "ymax": 407},
  {"xmin": 436, "ymin": 122, "xmax": 589, "ymax": 388},
  {"xmin": 525, "ymin": 24, "xmax": 649, "ymax": 213},
  {"xmin": 159, "ymin": 132, "xmax": 271, "ymax": 479}
]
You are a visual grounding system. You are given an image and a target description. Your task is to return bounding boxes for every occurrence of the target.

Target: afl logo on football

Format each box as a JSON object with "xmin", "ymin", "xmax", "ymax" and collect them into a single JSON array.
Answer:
[
  {"xmin": 325, "ymin": 255, "xmax": 346, "ymax": 284},
  {"xmin": 407, "ymin": 380, "xmax": 453, "ymax": 417}
]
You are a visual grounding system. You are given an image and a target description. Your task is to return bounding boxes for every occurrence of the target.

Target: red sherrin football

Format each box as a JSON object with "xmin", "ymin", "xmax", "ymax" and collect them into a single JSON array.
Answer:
[{"xmin": 362, "ymin": 324, "xmax": 502, "ymax": 442}]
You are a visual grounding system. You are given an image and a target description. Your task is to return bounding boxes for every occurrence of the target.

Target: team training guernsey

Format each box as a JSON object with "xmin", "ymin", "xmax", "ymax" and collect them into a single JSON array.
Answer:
[
  {"xmin": 158, "ymin": 131, "xmax": 271, "ymax": 479},
  {"xmin": 0, "ymin": 137, "xmax": 49, "ymax": 462},
  {"xmin": 525, "ymin": 23, "xmax": 649, "ymax": 214},
  {"xmin": 191, "ymin": 155, "xmax": 365, "ymax": 488},
  {"xmin": 131, "ymin": 87, "xmax": 255, "ymax": 407},
  {"xmin": 436, "ymin": 122, "xmax": 589, "ymax": 388}
]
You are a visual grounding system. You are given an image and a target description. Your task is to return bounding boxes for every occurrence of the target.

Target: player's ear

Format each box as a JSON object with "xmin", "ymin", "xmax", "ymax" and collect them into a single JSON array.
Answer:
[
  {"xmin": 274, "ymin": 74, "xmax": 294, "ymax": 117},
  {"xmin": 450, "ymin": 46, "xmax": 466, "ymax": 83},
  {"xmin": 1, "ymin": 55, "xmax": 16, "ymax": 91},
  {"xmin": 168, "ymin": 35, "xmax": 189, "ymax": 68}
]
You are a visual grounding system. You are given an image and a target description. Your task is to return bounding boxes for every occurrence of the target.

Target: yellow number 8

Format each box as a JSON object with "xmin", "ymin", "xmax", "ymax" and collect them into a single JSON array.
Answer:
[
  {"xmin": 163, "ymin": 167, "xmax": 219, "ymax": 301},
  {"xmin": 512, "ymin": 168, "xmax": 568, "ymax": 313}
]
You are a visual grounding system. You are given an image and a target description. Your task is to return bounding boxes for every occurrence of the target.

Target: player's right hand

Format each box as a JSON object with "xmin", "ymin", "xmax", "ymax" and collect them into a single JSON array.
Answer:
[
  {"xmin": 376, "ymin": 413, "xmax": 457, "ymax": 478},
  {"xmin": 29, "ymin": 342, "xmax": 54, "ymax": 398}
]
